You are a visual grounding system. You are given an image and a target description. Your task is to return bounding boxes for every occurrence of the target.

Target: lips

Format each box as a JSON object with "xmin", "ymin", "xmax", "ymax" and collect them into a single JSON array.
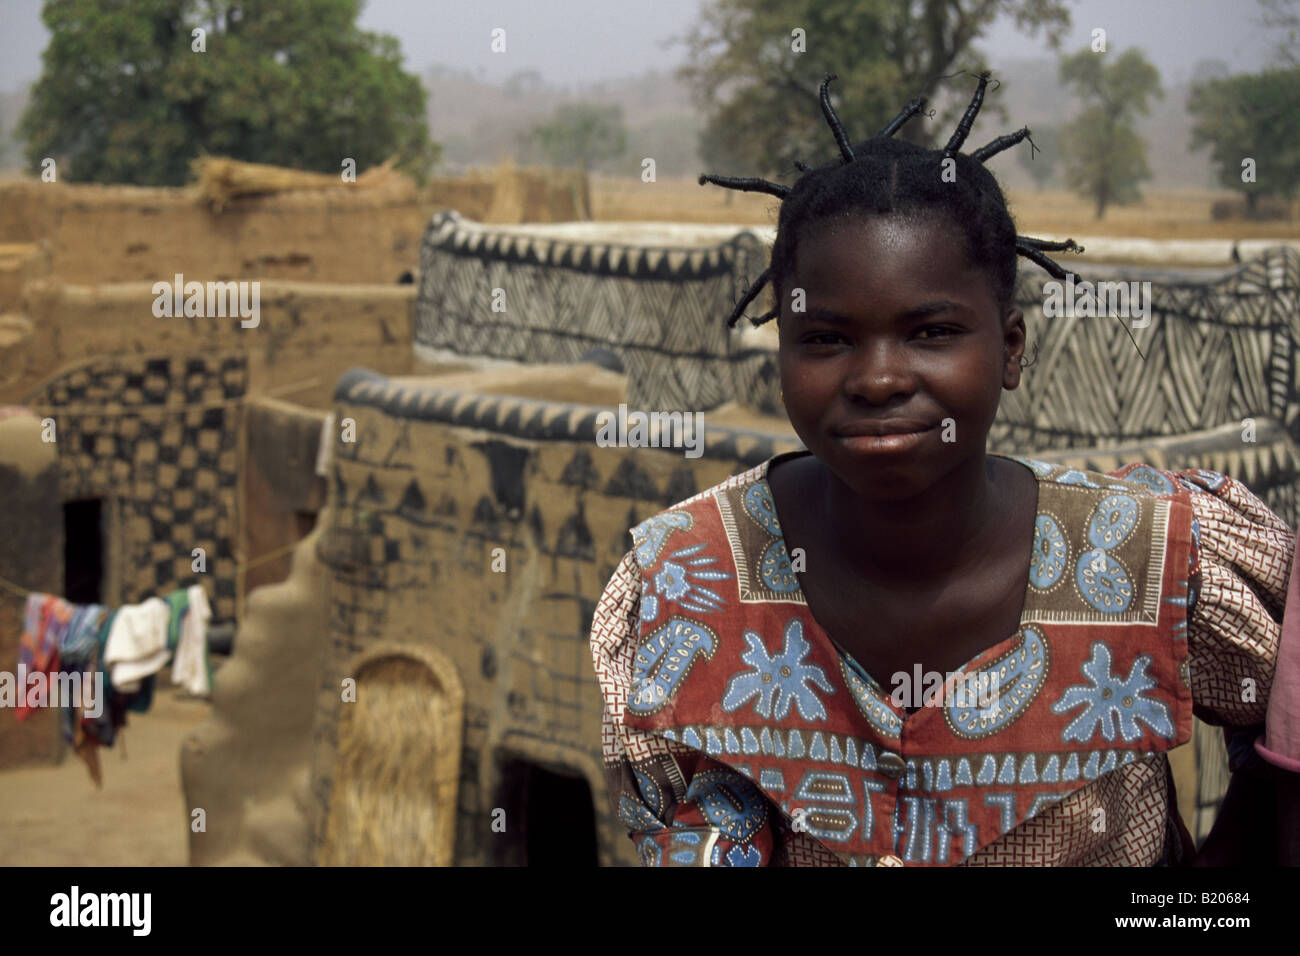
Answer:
[{"xmin": 834, "ymin": 419, "xmax": 936, "ymax": 437}]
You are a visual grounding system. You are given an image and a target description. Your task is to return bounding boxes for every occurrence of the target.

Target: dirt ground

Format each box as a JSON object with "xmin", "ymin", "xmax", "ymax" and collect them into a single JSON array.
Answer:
[{"xmin": 0, "ymin": 683, "xmax": 212, "ymax": 866}]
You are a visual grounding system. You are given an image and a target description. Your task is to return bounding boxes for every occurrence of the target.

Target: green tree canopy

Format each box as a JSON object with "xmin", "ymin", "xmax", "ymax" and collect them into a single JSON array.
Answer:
[
  {"xmin": 678, "ymin": 0, "xmax": 1072, "ymax": 179},
  {"xmin": 526, "ymin": 103, "xmax": 627, "ymax": 172},
  {"xmin": 1058, "ymin": 47, "xmax": 1162, "ymax": 219},
  {"xmin": 19, "ymin": 0, "xmax": 438, "ymax": 185},
  {"xmin": 1187, "ymin": 66, "xmax": 1300, "ymax": 211}
]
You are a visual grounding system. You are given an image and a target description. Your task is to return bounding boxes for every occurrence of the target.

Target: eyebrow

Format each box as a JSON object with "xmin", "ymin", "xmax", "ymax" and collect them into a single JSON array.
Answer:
[{"xmin": 799, "ymin": 301, "xmax": 972, "ymax": 324}]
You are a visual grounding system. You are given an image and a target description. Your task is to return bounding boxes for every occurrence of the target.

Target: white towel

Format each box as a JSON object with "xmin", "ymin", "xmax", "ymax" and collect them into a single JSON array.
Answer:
[
  {"xmin": 171, "ymin": 584, "xmax": 212, "ymax": 696},
  {"xmin": 103, "ymin": 597, "xmax": 172, "ymax": 692}
]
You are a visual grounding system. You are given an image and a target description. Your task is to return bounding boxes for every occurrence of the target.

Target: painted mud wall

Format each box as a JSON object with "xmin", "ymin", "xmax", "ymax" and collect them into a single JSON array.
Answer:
[
  {"xmin": 0, "ymin": 167, "xmax": 589, "ymax": 286},
  {"xmin": 0, "ymin": 411, "xmax": 64, "ymax": 767},
  {"xmin": 414, "ymin": 211, "xmax": 779, "ymax": 413},
  {"xmin": 18, "ymin": 353, "xmax": 246, "ymax": 622},
  {"xmin": 0, "ymin": 282, "xmax": 418, "ymax": 625},
  {"xmin": 4, "ymin": 280, "xmax": 419, "ymax": 412},
  {"xmin": 240, "ymin": 398, "xmax": 330, "ymax": 597},
  {"xmin": 307, "ymin": 369, "xmax": 802, "ymax": 866}
]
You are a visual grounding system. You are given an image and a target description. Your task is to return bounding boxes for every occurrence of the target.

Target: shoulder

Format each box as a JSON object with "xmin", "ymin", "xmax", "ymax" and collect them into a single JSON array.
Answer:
[
  {"xmin": 1002, "ymin": 454, "xmax": 1186, "ymax": 498},
  {"xmin": 628, "ymin": 458, "xmax": 771, "ymax": 570}
]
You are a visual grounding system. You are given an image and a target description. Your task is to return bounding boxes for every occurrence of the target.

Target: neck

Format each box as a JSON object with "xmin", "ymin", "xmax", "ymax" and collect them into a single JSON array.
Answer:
[{"xmin": 819, "ymin": 453, "xmax": 1004, "ymax": 583}]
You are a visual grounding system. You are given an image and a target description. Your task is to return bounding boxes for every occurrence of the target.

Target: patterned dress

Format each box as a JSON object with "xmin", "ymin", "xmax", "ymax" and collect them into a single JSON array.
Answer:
[{"xmin": 588, "ymin": 452, "xmax": 1294, "ymax": 866}]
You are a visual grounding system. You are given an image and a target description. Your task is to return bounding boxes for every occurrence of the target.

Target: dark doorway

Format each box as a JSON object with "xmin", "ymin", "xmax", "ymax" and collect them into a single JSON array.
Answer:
[
  {"xmin": 495, "ymin": 759, "xmax": 600, "ymax": 866},
  {"xmin": 64, "ymin": 498, "xmax": 104, "ymax": 604},
  {"xmin": 525, "ymin": 764, "xmax": 599, "ymax": 866}
]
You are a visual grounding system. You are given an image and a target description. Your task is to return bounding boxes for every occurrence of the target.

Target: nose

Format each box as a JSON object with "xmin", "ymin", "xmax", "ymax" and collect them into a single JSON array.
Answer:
[{"xmin": 842, "ymin": 338, "xmax": 916, "ymax": 405}]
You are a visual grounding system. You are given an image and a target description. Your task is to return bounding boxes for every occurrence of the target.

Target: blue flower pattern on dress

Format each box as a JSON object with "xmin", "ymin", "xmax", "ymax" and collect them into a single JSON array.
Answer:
[
  {"xmin": 743, "ymin": 482, "xmax": 801, "ymax": 593},
  {"xmin": 1050, "ymin": 641, "xmax": 1174, "ymax": 743},
  {"xmin": 683, "ymin": 769, "xmax": 769, "ymax": 842},
  {"xmin": 1076, "ymin": 548, "xmax": 1133, "ymax": 613},
  {"xmin": 722, "ymin": 618, "xmax": 835, "ymax": 722},
  {"xmin": 633, "ymin": 768, "xmax": 663, "ymax": 816},
  {"xmin": 1087, "ymin": 494, "xmax": 1138, "ymax": 549},
  {"xmin": 631, "ymin": 510, "xmax": 692, "ymax": 566},
  {"xmin": 629, "ymin": 617, "xmax": 718, "ymax": 715},
  {"xmin": 946, "ymin": 628, "xmax": 1050, "ymax": 739},
  {"xmin": 1030, "ymin": 515, "xmax": 1068, "ymax": 588},
  {"xmin": 620, "ymin": 793, "xmax": 665, "ymax": 832},
  {"xmin": 726, "ymin": 844, "xmax": 762, "ymax": 866},
  {"xmin": 743, "ymin": 483, "xmax": 783, "ymax": 536},
  {"xmin": 760, "ymin": 539, "xmax": 800, "ymax": 593},
  {"xmin": 1057, "ymin": 468, "xmax": 1101, "ymax": 488},
  {"xmin": 636, "ymin": 834, "xmax": 664, "ymax": 866},
  {"xmin": 1123, "ymin": 465, "xmax": 1176, "ymax": 497},
  {"xmin": 839, "ymin": 654, "xmax": 903, "ymax": 739},
  {"xmin": 641, "ymin": 542, "xmax": 732, "ymax": 621}
]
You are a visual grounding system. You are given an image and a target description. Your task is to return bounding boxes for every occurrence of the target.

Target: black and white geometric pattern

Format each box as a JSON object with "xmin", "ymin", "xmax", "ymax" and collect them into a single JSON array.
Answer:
[
  {"xmin": 332, "ymin": 368, "xmax": 803, "ymax": 470},
  {"xmin": 24, "ymin": 353, "xmax": 246, "ymax": 621},
  {"xmin": 415, "ymin": 211, "xmax": 775, "ymax": 414}
]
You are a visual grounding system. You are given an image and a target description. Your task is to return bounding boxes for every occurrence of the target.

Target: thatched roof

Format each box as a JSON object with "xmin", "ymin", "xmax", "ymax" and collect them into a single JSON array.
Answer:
[{"xmin": 191, "ymin": 155, "xmax": 413, "ymax": 212}]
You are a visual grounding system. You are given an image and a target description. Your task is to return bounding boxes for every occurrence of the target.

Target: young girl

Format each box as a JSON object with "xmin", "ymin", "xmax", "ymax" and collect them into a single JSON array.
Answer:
[{"xmin": 588, "ymin": 74, "xmax": 1296, "ymax": 866}]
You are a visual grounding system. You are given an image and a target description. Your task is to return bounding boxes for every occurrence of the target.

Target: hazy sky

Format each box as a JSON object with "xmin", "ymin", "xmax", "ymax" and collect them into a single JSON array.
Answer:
[{"xmin": 0, "ymin": 0, "xmax": 1284, "ymax": 91}]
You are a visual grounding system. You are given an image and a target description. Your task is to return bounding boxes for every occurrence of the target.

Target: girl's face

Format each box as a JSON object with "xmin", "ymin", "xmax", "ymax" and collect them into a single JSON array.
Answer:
[{"xmin": 777, "ymin": 212, "xmax": 1025, "ymax": 500}]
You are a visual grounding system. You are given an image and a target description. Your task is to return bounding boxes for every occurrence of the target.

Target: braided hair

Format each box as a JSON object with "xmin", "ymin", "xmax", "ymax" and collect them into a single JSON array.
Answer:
[{"xmin": 700, "ymin": 73, "xmax": 1083, "ymax": 336}]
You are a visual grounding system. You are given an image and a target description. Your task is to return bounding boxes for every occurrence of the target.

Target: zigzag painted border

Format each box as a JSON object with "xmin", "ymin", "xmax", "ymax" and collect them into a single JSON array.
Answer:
[
  {"xmin": 332, "ymin": 367, "xmax": 803, "ymax": 468},
  {"xmin": 421, "ymin": 210, "xmax": 768, "ymax": 280},
  {"xmin": 1016, "ymin": 419, "xmax": 1300, "ymax": 491}
]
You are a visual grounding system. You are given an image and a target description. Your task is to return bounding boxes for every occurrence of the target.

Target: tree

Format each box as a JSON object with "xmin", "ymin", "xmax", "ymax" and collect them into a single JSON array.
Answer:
[
  {"xmin": 1058, "ymin": 47, "xmax": 1162, "ymax": 219},
  {"xmin": 527, "ymin": 103, "xmax": 627, "ymax": 172},
  {"xmin": 1259, "ymin": 0, "xmax": 1299, "ymax": 65},
  {"xmin": 1016, "ymin": 123, "xmax": 1059, "ymax": 190},
  {"xmin": 678, "ymin": 0, "xmax": 1072, "ymax": 179},
  {"xmin": 1187, "ymin": 66, "xmax": 1300, "ymax": 214},
  {"xmin": 18, "ymin": 0, "xmax": 438, "ymax": 185}
]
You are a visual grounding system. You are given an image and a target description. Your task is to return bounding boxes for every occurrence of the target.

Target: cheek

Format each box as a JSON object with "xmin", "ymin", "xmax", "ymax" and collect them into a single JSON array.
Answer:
[{"xmin": 779, "ymin": 354, "xmax": 833, "ymax": 403}]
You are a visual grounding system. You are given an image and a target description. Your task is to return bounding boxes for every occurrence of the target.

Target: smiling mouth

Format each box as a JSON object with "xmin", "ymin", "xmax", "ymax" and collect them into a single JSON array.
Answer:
[
  {"xmin": 832, "ymin": 421, "xmax": 937, "ymax": 456},
  {"xmin": 834, "ymin": 420, "xmax": 937, "ymax": 437}
]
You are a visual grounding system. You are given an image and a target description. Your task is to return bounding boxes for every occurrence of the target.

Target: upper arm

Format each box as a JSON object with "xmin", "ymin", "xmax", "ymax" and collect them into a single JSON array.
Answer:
[
  {"xmin": 588, "ymin": 551, "xmax": 783, "ymax": 866},
  {"xmin": 1179, "ymin": 470, "xmax": 1294, "ymax": 726}
]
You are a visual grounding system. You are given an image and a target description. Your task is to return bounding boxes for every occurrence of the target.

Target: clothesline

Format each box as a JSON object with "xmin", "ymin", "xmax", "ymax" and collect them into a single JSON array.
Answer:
[
  {"xmin": 0, "ymin": 536, "xmax": 307, "ymax": 601},
  {"xmin": 15, "ymin": 584, "xmax": 214, "ymax": 788}
]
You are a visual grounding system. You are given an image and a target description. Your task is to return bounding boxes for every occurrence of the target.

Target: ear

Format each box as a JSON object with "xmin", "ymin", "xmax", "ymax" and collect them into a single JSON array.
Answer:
[{"xmin": 1002, "ymin": 307, "xmax": 1026, "ymax": 390}]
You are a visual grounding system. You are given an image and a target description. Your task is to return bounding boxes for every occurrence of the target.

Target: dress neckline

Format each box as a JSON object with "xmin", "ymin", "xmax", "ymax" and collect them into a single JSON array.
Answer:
[{"xmin": 756, "ymin": 449, "xmax": 1044, "ymax": 718}]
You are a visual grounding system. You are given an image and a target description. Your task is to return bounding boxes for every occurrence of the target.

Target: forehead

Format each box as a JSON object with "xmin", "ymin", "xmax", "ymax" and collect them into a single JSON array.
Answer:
[{"xmin": 786, "ymin": 213, "xmax": 992, "ymax": 305}]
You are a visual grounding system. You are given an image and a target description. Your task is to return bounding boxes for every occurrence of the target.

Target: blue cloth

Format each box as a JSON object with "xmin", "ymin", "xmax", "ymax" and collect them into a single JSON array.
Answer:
[
  {"xmin": 85, "ymin": 609, "xmax": 121, "ymax": 747},
  {"xmin": 58, "ymin": 605, "xmax": 105, "ymax": 744}
]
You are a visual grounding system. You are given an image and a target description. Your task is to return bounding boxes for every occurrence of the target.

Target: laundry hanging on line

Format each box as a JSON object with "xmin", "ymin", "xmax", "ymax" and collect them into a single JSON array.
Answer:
[{"xmin": 10, "ymin": 584, "xmax": 215, "ymax": 787}]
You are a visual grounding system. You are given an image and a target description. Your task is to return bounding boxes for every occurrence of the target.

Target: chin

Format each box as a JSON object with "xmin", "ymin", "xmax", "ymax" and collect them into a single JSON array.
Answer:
[
  {"xmin": 821, "ymin": 430, "xmax": 987, "ymax": 499},
  {"xmin": 815, "ymin": 443, "xmax": 936, "ymax": 498}
]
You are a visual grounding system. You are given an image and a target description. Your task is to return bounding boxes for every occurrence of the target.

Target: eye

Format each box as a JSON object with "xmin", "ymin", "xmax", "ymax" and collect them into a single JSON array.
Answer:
[
  {"xmin": 801, "ymin": 331, "xmax": 846, "ymax": 347},
  {"xmin": 915, "ymin": 325, "xmax": 959, "ymax": 340}
]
